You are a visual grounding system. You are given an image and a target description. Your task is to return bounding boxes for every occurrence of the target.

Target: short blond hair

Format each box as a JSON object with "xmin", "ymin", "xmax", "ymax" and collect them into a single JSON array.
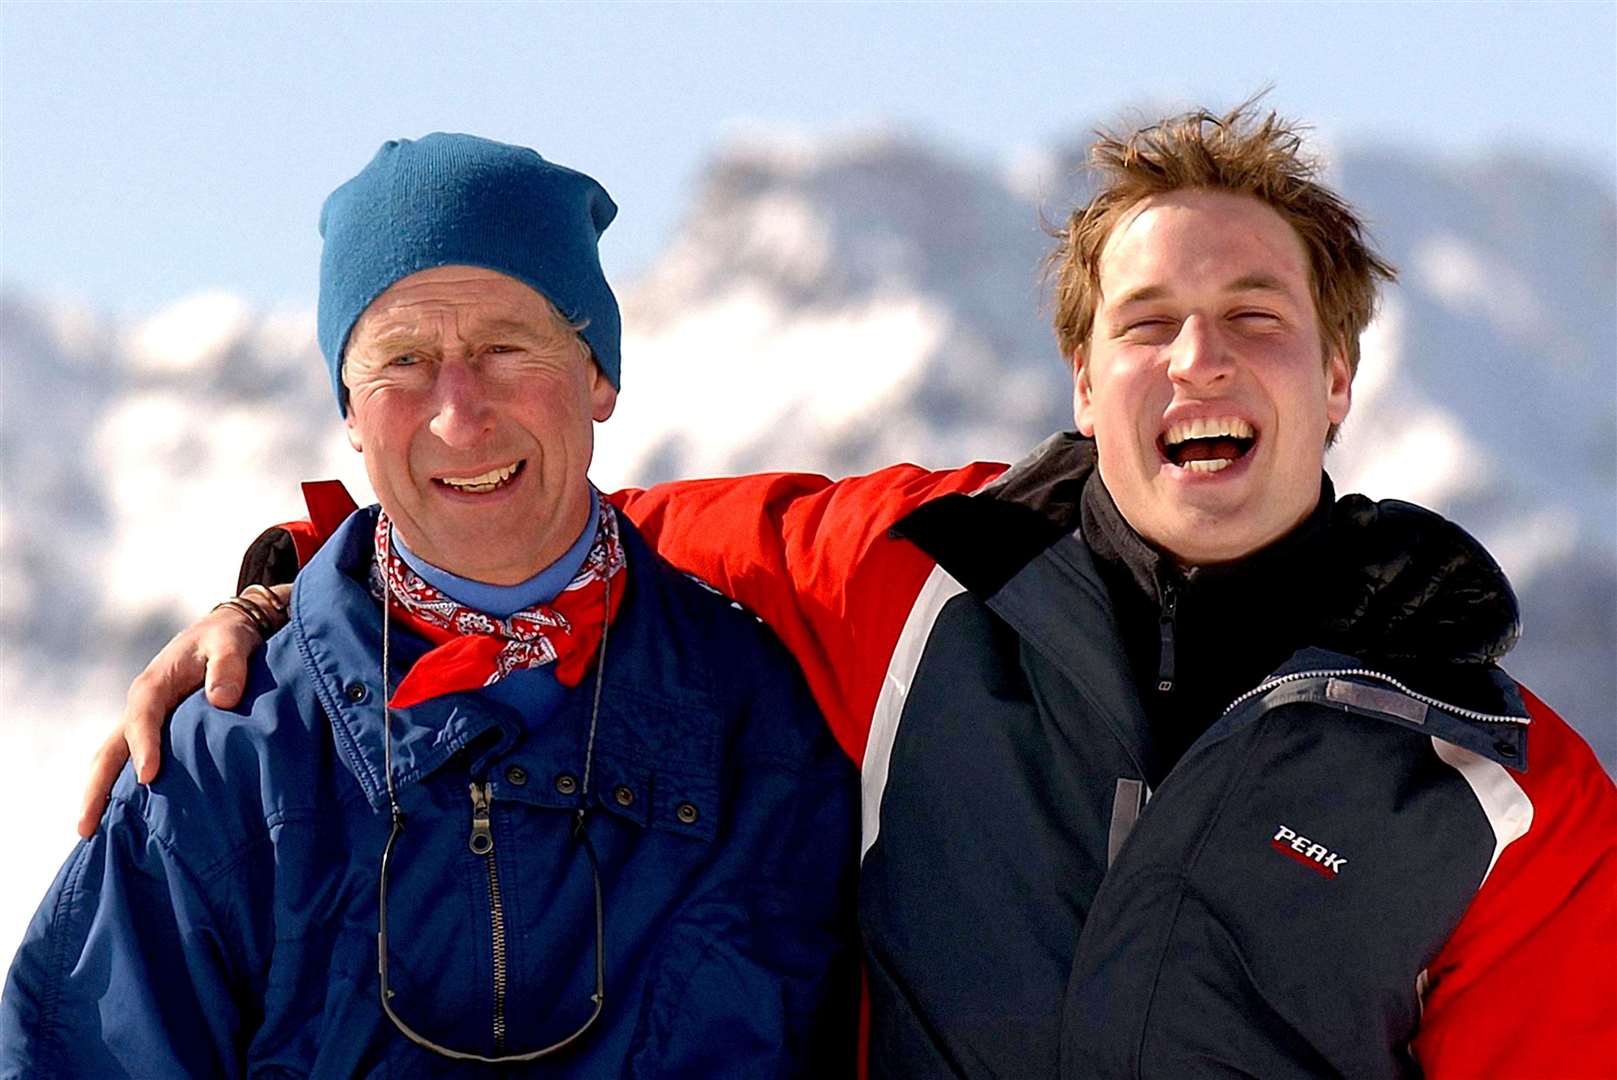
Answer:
[{"xmin": 1047, "ymin": 100, "xmax": 1396, "ymax": 439}]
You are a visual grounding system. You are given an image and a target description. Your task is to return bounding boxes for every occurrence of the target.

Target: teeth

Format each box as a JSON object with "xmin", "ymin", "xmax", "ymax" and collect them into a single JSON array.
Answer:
[
  {"xmin": 1163, "ymin": 416, "xmax": 1255, "ymax": 446},
  {"xmin": 1183, "ymin": 458, "xmax": 1234, "ymax": 473},
  {"xmin": 441, "ymin": 462, "xmax": 519, "ymax": 491}
]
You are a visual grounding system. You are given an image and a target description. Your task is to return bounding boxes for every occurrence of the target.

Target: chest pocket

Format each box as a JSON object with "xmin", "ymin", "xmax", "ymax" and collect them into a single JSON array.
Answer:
[
  {"xmin": 494, "ymin": 683, "xmax": 727, "ymax": 843},
  {"xmin": 1062, "ymin": 694, "xmax": 1500, "ymax": 1080},
  {"xmin": 590, "ymin": 752, "xmax": 722, "ymax": 844}
]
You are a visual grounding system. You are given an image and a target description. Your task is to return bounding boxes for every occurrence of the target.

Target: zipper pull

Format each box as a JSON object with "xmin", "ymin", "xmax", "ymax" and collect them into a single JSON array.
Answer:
[
  {"xmin": 468, "ymin": 781, "xmax": 494, "ymax": 855},
  {"xmin": 1156, "ymin": 581, "xmax": 1178, "ymax": 694}
]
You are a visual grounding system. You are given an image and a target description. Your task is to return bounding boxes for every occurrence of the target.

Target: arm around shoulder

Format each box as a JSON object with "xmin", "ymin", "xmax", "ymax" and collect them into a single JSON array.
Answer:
[{"xmin": 613, "ymin": 462, "xmax": 1005, "ymax": 762}]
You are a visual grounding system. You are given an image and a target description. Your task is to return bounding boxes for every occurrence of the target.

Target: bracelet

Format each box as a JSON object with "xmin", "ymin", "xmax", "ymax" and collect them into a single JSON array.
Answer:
[
  {"xmin": 211, "ymin": 596, "xmax": 279, "ymax": 640},
  {"xmin": 240, "ymin": 583, "xmax": 289, "ymax": 618}
]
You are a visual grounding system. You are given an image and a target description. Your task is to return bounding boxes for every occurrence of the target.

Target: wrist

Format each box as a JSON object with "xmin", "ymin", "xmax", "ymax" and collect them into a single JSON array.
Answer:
[{"xmin": 211, "ymin": 588, "xmax": 288, "ymax": 640}]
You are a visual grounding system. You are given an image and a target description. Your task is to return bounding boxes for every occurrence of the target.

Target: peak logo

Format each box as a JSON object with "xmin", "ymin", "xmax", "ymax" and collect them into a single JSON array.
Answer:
[{"xmin": 1270, "ymin": 825, "xmax": 1347, "ymax": 878}]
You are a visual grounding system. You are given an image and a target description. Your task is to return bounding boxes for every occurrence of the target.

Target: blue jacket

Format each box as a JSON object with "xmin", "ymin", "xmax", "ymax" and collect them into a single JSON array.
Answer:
[{"xmin": 2, "ymin": 509, "xmax": 859, "ymax": 1078}]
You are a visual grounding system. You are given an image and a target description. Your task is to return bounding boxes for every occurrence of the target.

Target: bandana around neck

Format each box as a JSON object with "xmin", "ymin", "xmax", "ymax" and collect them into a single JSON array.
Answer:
[{"xmin": 370, "ymin": 493, "xmax": 627, "ymax": 709}]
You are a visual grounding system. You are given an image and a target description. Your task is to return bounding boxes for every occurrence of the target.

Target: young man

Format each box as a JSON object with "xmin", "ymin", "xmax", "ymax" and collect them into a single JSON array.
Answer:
[
  {"xmin": 5, "ymin": 133, "xmax": 859, "ymax": 1077},
  {"xmin": 74, "ymin": 106, "xmax": 1617, "ymax": 1077}
]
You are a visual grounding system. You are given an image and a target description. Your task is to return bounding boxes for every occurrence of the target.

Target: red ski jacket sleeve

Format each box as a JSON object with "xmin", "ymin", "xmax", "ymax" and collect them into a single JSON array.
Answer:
[
  {"xmin": 610, "ymin": 464, "xmax": 1007, "ymax": 765},
  {"xmin": 1411, "ymin": 685, "xmax": 1617, "ymax": 1078}
]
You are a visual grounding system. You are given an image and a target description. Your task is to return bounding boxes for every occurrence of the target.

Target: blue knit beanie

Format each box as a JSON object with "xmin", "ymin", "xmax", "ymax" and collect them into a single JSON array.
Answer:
[{"xmin": 317, "ymin": 133, "xmax": 621, "ymax": 414}]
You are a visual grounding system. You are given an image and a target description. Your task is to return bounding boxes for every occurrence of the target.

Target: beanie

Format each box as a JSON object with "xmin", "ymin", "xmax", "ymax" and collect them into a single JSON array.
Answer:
[{"xmin": 317, "ymin": 133, "xmax": 621, "ymax": 414}]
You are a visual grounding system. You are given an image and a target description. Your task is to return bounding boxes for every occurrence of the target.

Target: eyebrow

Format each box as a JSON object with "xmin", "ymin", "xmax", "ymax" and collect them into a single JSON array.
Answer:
[
  {"xmin": 355, "ymin": 316, "xmax": 560, "ymax": 356},
  {"xmin": 470, "ymin": 317, "xmax": 558, "ymax": 341},
  {"xmin": 357, "ymin": 326, "xmax": 432, "ymax": 353},
  {"xmin": 1224, "ymin": 272, "xmax": 1295, "ymax": 297},
  {"xmin": 1111, "ymin": 284, "xmax": 1171, "ymax": 309},
  {"xmin": 1109, "ymin": 272, "xmax": 1299, "ymax": 311}
]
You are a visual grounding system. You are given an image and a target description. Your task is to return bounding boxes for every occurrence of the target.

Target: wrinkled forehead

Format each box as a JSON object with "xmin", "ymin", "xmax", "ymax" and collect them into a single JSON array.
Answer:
[{"xmin": 348, "ymin": 266, "xmax": 574, "ymax": 352}]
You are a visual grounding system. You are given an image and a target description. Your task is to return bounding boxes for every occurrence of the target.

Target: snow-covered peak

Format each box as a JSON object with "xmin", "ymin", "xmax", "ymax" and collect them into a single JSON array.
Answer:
[
  {"xmin": 125, "ymin": 291, "xmax": 252, "ymax": 375},
  {"xmin": 631, "ymin": 129, "xmax": 1052, "ymax": 329}
]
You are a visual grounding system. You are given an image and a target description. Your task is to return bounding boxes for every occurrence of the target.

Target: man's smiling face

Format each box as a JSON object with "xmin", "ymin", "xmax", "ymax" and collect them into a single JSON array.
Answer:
[
  {"xmin": 1074, "ymin": 188, "xmax": 1352, "ymax": 565},
  {"xmin": 342, "ymin": 265, "xmax": 617, "ymax": 585}
]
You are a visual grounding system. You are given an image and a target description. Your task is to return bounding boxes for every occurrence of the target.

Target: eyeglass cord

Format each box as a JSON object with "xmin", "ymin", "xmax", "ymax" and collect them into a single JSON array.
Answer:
[{"xmin": 376, "ymin": 528, "xmax": 610, "ymax": 1062}]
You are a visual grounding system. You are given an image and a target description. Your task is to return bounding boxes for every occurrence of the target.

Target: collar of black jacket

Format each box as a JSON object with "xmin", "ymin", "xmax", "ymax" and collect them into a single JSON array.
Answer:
[
  {"xmin": 892, "ymin": 431, "xmax": 1522, "ymax": 681},
  {"xmin": 1078, "ymin": 459, "xmax": 1335, "ymax": 624}
]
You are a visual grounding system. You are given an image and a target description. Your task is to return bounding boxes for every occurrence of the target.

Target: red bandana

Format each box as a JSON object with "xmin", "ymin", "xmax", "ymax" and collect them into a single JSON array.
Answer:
[{"xmin": 371, "ymin": 495, "xmax": 627, "ymax": 709}]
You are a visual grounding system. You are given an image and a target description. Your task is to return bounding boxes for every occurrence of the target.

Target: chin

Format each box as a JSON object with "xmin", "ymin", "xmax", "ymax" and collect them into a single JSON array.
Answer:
[{"xmin": 1150, "ymin": 515, "xmax": 1261, "ymax": 566}]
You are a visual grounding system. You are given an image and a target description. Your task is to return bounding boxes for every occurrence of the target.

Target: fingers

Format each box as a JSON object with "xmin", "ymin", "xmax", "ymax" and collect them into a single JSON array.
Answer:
[
  {"xmin": 127, "ymin": 705, "xmax": 164, "ymax": 785},
  {"xmin": 203, "ymin": 659, "xmax": 245, "ymax": 708},
  {"xmin": 78, "ymin": 605, "xmax": 268, "ymax": 836},
  {"xmin": 121, "ymin": 611, "xmax": 256, "ymax": 780},
  {"xmin": 202, "ymin": 621, "xmax": 260, "ymax": 710},
  {"xmin": 77, "ymin": 731, "xmax": 132, "ymax": 838},
  {"xmin": 123, "ymin": 666, "xmax": 176, "ymax": 784}
]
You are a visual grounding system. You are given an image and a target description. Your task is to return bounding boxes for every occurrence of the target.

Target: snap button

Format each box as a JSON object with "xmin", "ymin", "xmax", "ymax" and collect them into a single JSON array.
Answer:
[
  {"xmin": 344, "ymin": 682, "xmax": 367, "ymax": 704},
  {"xmin": 505, "ymin": 765, "xmax": 528, "ymax": 786},
  {"xmin": 1494, "ymin": 739, "xmax": 1518, "ymax": 758},
  {"xmin": 613, "ymin": 785, "xmax": 635, "ymax": 807},
  {"xmin": 675, "ymin": 802, "xmax": 699, "ymax": 825},
  {"xmin": 554, "ymin": 773, "xmax": 578, "ymax": 795}
]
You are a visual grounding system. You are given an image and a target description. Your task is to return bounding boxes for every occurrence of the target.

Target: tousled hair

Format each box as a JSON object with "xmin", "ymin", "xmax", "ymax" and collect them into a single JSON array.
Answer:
[{"xmin": 1045, "ymin": 98, "xmax": 1397, "ymax": 443}]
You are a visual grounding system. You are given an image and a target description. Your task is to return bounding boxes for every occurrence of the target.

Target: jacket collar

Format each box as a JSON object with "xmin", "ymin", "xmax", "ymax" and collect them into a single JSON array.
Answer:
[
  {"xmin": 894, "ymin": 432, "xmax": 1523, "ymax": 714},
  {"xmin": 289, "ymin": 507, "xmax": 510, "ymax": 809},
  {"xmin": 289, "ymin": 506, "xmax": 724, "ymax": 812},
  {"xmin": 1079, "ymin": 460, "xmax": 1336, "ymax": 618}
]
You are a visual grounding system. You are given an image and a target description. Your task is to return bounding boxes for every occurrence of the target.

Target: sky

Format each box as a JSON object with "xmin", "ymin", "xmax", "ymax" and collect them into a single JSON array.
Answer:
[{"xmin": 2, "ymin": 1, "xmax": 1614, "ymax": 317}]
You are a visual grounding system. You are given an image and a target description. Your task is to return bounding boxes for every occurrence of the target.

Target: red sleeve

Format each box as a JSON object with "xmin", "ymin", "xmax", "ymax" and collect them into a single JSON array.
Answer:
[
  {"xmin": 611, "ymin": 462, "xmax": 1006, "ymax": 765},
  {"xmin": 1412, "ymin": 686, "xmax": 1617, "ymax": 1078}
]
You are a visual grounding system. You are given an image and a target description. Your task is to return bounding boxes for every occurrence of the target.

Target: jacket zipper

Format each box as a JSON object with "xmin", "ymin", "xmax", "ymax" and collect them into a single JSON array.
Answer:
[
  {"xmin": 1221, "ymin": 667, "xmax": 1531, "ymax": 725},
  {"xmin": 1156, "ymin": 580, "xmax": 1179, "ymax": 694},
  {"xmin": 468, "ymin": 781, "xmax": 508, "ymax": 1052}
]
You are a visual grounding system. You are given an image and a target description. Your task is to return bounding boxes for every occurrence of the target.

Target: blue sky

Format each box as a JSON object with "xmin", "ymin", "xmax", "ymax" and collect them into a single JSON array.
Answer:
[{"xmin": 3, "ymin": 1, "xmax": 1613, "ymax": 315}]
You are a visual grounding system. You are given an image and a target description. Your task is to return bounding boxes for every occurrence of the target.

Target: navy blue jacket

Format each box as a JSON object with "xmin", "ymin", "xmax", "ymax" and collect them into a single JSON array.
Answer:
[
  {"xmin": 2, "ymin": 508, "xmax": 859, "ymax": 1078},
  {"xmin": 854, "ymin": 435, "xmax": 1604, "ymax": 1077}
]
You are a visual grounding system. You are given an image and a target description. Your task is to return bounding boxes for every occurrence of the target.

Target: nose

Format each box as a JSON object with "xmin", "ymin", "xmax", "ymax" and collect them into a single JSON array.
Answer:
[
  {"xmin": 1166, "ymin": 314, "xmax": 1234, "ymax": 388},
  {"xmin": 427, "ymin": 360, "xmax": 495, "ymax": 448}
]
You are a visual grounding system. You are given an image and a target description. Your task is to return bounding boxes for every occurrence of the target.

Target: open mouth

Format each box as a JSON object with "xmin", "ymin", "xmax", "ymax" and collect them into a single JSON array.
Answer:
[
  {"xmin": 1159, "ymin": 417, "xmax": 1256, "ymax": 474},
  {"xmin": 434, "ymin": 460, "xmax": 525, "ymax": 494}
]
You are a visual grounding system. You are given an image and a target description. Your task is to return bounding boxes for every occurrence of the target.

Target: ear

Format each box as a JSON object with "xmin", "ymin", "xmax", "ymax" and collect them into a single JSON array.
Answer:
[
  {"xmin": 589, "ymin": 363, "xmax": 618, "ymax": 423},
  {"xmin": 344, "ymin": 406, "xmax": 364, "ymax": 453},
  {"xmin": 1072, "ymin": 353, "xmax": 1097, "ymax": 437},
  {"xmin": 1324, "ymin": 347, "xmax": 1352, "ymax": 427}
]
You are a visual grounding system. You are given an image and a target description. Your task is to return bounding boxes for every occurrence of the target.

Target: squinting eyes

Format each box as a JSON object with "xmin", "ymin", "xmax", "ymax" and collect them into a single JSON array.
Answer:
[
  {"xmin": 379, "ymin": 346, "xmax": 522, "ymax": 367},
  {"xmin": 1120, "ymin": 319, "xmax": 1175, "ymax": 339},
  {"xmin": 1119, "ymin": 312, "xmax": 1282, "ymax": 337}
]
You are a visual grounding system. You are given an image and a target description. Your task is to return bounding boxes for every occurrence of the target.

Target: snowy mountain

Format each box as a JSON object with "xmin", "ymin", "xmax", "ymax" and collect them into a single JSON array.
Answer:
[{"xmin": 2, "ymin": 131, "xmax": 1613, "ymax": 970}]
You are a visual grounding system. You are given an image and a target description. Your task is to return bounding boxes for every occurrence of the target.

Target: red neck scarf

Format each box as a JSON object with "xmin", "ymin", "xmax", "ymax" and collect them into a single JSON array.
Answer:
[{"xmin": 370, "ymin": 495, "xmax": 627, "ymax": 709}]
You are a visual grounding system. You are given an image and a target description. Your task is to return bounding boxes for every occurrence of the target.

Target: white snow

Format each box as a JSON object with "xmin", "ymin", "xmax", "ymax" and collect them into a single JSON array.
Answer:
[
  {"xmin": 126, "ymin": 292, "xmax": 252, "ymax": 374},
  {"xmin": 1411, "ymin": 234, "xmax": 1545, "ymax": 340}
]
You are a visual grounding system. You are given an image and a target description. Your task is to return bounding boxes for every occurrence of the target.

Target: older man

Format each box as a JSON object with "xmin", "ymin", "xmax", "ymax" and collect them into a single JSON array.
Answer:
[
  {"xmin": 3, "ymin": 134, "xmax": 859, "ymax": 1077},
  {"xmin": 75, "ymin": 106, "xmax": 1617, "ymax": 1077}
]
